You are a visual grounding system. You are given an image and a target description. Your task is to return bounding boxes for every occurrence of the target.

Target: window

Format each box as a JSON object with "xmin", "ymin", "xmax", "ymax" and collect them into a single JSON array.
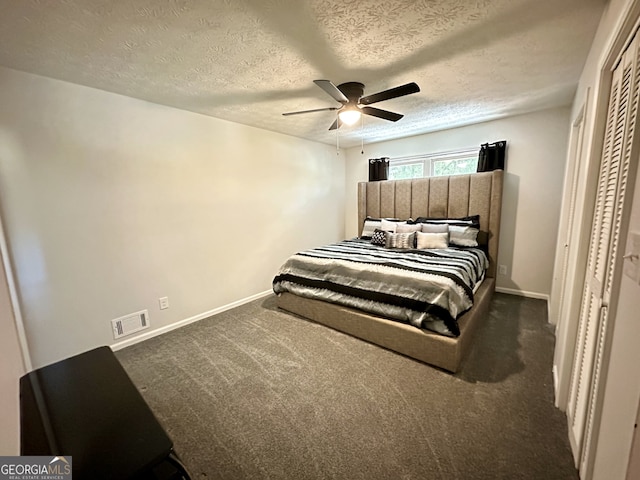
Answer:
[{"xmin": 388, "ymin": 148, "xmax": 478, "ymax": 180}]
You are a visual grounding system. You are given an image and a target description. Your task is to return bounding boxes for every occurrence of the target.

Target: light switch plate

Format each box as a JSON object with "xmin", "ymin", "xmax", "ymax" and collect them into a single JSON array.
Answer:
[{"xmin": 159, "ymin": 296, "xmax": 169, "ymax": 310}]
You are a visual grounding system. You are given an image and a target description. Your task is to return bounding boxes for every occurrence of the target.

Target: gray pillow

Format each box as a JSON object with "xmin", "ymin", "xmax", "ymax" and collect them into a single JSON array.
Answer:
[{"xmin": 385, "ymin": 232, "xmax": 416, "ymax": 249}]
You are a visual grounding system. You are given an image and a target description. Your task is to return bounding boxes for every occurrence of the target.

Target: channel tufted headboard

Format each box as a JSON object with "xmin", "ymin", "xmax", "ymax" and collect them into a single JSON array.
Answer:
[{"xmin": 357, "ymin": 170, "xmax": 504, "ymax": 277}]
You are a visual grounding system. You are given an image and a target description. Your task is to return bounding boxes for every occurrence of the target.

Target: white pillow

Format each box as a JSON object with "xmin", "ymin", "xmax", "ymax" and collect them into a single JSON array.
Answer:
[
  {"xmin": 421, "ymin": 223, "xmax": 449, "ymax": 234},
  {"xmin": 381, "ymin": 219, "xmax": 404, "ymax": 233},
  {"xmin": 361, "ymin": 218, "xmax": 382, "ymax": 238},
  {"xmin": 396, "ymin": 223, "xmax": 422, "ymax": 234},
  {"xmin": 449, "ymin": 226, "xmax": 479, "ymax": 247},
  {"xmin": 416, "ymin": 232, "xmax": 449, "ymax": 249}
]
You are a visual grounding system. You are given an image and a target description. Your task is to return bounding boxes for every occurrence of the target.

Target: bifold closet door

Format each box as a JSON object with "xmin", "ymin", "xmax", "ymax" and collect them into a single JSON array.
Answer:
[{"xmin": 567, "ymin": 32, "xmax": 640, "ymax": 476}]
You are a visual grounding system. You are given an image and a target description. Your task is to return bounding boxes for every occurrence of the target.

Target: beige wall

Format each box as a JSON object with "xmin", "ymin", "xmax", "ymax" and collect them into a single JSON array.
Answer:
[
  {"xmin": 0, "ymin": 66, "xmax": 345, "ymax": 368},
  {"xmin": 344, "ymin": 107, "xmax": 571, "ymax": 298}
]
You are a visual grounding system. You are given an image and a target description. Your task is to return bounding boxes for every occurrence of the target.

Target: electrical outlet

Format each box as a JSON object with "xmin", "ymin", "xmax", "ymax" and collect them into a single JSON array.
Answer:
[
  {"xmin": 159, "ymin": 297, "xmax": 169, "ymax": 310},
  {"xmin": 498, "ymin": 264, "xmax": 507, "ymax": 276}
]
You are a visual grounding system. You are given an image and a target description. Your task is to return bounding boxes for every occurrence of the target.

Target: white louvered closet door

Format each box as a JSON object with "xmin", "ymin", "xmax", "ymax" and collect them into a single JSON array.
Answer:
[{"xmin": 567, "ymin": 32, "xmax": 640, "ymax": 476}]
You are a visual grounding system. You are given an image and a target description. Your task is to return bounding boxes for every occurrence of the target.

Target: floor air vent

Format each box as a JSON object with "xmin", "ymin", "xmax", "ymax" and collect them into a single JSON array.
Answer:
[{"xmin": 111, "ymin": 310, "xmax": 150, "ymax": 340}]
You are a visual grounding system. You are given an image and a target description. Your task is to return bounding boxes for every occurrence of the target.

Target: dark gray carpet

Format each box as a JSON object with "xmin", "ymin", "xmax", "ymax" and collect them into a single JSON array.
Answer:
[{"xmin": 116, "ymin": 293, "xmax": 578, "ymax": 480}]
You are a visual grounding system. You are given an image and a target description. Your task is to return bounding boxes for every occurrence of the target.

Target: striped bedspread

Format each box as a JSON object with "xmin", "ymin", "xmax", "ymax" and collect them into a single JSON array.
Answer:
[{"xmin": 272, "ymin": 239, "xmax": 488, "ymax": 337}]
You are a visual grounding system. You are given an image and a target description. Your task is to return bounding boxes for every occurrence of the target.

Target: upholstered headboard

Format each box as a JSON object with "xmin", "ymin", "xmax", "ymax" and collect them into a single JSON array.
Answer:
[{"xmin": 357, "ymin": 170, "xmax": 504, "ymax": 278}]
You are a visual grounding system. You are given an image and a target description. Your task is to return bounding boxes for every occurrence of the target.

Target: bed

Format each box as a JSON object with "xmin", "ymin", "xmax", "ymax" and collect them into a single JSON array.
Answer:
[{"xmin": 274, "ymin": 170, "xmax": 503, "ymax": 372}]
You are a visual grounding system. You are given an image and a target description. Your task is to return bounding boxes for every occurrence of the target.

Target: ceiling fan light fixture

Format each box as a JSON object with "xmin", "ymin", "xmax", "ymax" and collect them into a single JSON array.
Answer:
[
  {"xmin": 338, "ymin": 108, "xmax": 361, "ymax": 125},
  {"xmin": 283, "ymin": 80, "xmax": 419, "ymax": 131}
]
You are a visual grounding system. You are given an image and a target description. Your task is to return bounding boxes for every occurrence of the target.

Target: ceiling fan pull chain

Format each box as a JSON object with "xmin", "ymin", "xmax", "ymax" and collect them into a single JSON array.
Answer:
[
  {"xmin": 361, "ymin": 114, "xmax": 365, "ymax": 155},
  {"xmin": 336, "ymin": 113, "xmax": 340, "ymax": 155}
]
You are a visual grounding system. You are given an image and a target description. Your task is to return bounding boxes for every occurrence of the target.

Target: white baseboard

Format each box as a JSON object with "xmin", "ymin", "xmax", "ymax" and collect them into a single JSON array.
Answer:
[
  {"xmin": 495, "ymin": 286, "xmax": 550, "ymax": 302},
  {"xmin": 111, "ymin": 289, "xmax": 273, "ymax": 351}
]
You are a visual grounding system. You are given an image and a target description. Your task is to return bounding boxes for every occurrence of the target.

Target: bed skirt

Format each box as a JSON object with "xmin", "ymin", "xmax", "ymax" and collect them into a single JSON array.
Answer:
[{"xmin": 276, "ymin": 277, "xmax": 495, "ymax": 373}]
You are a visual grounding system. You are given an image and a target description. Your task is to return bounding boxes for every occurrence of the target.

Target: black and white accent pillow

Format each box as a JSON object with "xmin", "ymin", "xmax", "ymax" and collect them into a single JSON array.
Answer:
[{"xmin": 370, "ymin": 229, "xmax": 388, "ymax": 246}]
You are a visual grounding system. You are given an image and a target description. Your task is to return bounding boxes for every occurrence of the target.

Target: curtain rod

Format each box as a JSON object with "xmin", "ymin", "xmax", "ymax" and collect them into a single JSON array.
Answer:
[
  {"xmin": 482, "ymin": 140, "xmax": 507, "ymax": 148},
  {"xmin": 388, "ymin": 146, "xmax": 479, "ymax": 163}
]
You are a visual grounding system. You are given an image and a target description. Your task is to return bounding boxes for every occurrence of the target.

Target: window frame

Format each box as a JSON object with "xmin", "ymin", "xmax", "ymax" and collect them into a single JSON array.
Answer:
[{"xmin": 388, "ymin": 147, "xmax": 479, "ymax": 180}]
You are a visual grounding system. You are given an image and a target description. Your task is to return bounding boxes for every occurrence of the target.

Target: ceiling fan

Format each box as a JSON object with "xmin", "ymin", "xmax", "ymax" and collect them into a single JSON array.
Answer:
[{"xmin": 283, "ymin": 80, "xmax": 420, "ymax": 130}]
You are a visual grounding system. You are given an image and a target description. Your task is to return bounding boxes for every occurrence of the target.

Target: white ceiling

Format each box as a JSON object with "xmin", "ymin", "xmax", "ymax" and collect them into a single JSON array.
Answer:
[{"xmin": 0, "ymin": 0, "xmax": 606, "ymax": 148}]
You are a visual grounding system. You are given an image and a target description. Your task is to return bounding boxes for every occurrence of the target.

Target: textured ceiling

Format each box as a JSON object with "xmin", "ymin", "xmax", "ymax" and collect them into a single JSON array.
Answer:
[{"xmin": 0, "ymin": 0, "xmax": 606, "ymax": 148}]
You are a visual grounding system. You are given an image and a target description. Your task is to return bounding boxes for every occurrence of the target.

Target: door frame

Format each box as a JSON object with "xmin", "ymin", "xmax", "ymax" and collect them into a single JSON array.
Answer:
[
  {"xmin": 552, "ymin": 96, "xmax": 589, "ymax": 409},
  {"xmin": 0, "ymin": 211, "xmax": 31, "ymax": 370},
  {"xmin": 554, "ymin": 2, "xmax": 640, "ymax": 478}
]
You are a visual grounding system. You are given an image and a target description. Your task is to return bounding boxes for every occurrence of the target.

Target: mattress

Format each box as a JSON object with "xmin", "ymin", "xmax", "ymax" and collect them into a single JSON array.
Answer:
[{"xmin": 273, "ymin": 239, "xmax": 488, "ymax": 337}]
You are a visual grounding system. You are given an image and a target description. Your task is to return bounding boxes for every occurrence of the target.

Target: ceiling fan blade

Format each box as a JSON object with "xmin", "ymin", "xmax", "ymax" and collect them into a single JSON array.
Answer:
[
  {"xmin": 361, "ymin": 106, "xmax": 403, "ymax": 122},
  {"xmin": 282, "ymin": 107, "xmax": 339, "ymax": 116},
  {"xmin": 314, "ymin": 79, "xmax": 349, "ymax": 104},
  {"xmin": 328, "ymin": 117, "xmax": 343, "ymax": 130},
  {"xmin": 360, "ymin": 82, "xmax": 420, "ymax": 105}
]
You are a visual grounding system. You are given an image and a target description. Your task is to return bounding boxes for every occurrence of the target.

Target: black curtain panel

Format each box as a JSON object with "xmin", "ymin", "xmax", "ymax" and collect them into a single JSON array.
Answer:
[
  {"xmin": 477, "ymin": 141, "xmax": 507, "ymax": 172},
  {"xmin": 369, "ymin": 157, "xmax": 390, "ymax": 181}
]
